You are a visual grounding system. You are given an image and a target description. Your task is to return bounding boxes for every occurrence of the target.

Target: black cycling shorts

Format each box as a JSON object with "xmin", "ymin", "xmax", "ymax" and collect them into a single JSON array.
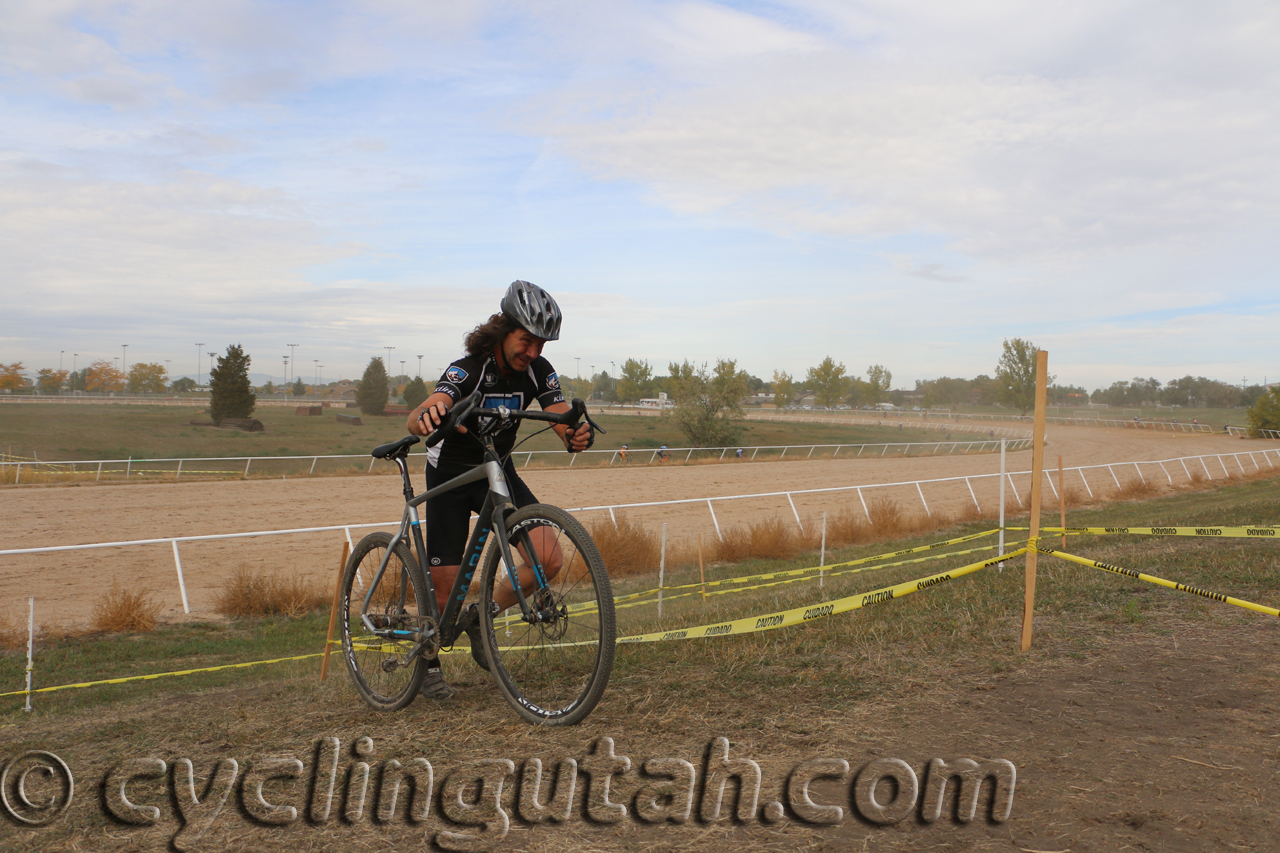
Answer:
[{"xmin": 423, "ymin": 459, "xmax": 538, "ymax": 567}]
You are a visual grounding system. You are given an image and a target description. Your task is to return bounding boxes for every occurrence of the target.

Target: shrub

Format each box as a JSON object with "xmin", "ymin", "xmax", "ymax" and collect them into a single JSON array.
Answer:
[
  {"xmin": 215, "ymin": 566, "xmax": 329, "ymax": 619},
  {"xmin": 92, "ymin": 583, "xmax": 161, "ymax": 633}
]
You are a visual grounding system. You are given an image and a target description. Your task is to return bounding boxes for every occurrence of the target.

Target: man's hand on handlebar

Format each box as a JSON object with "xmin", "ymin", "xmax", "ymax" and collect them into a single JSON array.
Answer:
[
  {"xmin": 566, "ymin": 422, "xmax": 592, "ymax": 452},
  {"xmin": 412, "ymin": 399, "xmax": 467, "ymax": 437}
]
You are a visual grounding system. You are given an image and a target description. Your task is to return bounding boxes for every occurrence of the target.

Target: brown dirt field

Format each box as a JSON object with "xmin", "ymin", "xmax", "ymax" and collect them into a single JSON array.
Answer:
[
  {"xmin": 0, "ymin": 424, "xmax": 1267, "ymax": 626},
  {"xmin": 3, "ymin": 424, "xmax": 1280, "ymax": 852}
]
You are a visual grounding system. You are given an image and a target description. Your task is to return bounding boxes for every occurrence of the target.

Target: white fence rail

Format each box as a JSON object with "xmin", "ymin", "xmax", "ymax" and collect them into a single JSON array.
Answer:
[
  {"xmin": 1227, "ymin": 425, "xmax": 1280, "ymax": 440},
  {"xmin": 3, "ymin": 446, "xmax": 1277, "ymax": 615},
  {"xmin": 0, "ymin": 439, "xmax": 1033, "ymax": 485}
]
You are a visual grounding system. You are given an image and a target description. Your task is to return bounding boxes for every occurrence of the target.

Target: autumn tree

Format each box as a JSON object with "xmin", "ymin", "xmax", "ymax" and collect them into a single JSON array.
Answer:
[
  {"xmin": 665, "ymin": 359, "xmax": 748, "ymax": 446},
  {"xmin": 616, "ymin": 358, "xmax": 655, "ymax": 403},
  {"xmin": 1247, "ymin": 387, "xmax": 1280, "ymax": 436},
  {"xmin": 36, "ymin": 368, "xmax": 68, "ymax": 394},
  {"xmin": 866, "ymin": 364, "xmax": 892, "ymax": 406},
  {"xmin": 402, "ymin": 376, "xmax": 429, "ymax": 409},
  {"xmin": 127, "ymin": 362, "xmax": 169, "ymax": 395},
  {"xmin": 209, "ymin": 344, "xmax": 256, "ymax": 424},
  {"xmin": 84, "ymin": 360, "xmax": 125, "ymax": 393},
  {"xmin": 771, "ymin": 370, "xmax": 796, "ymax": 408},
  {"xmin": 357, "ymin": 357, "xmax": 390, "ymax": 416},
  {"xmin": 806, "ymin": 357, "xmax": 848, "ymax": 408},
  {"xmin": 0, "ymin": 363, "xmax": 29, "ymax": 391},
  {"xmin": 996, "ymin": 338, "xmax": 1055, "ymax": 415}
]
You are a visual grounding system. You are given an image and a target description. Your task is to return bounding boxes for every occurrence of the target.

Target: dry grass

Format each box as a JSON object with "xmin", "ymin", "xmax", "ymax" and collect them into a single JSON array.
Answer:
[
  {"xmin": 214, "ymin": 565, "xmax": 330, "ymax": 619},
  {"xmin": 91, "ymin": 583, "xmax": 161, "ymax": 633},
  {"xmin": 587, "ymin": 514, "xmax": 663, "ymax": 578},
  {"xmin": 0, "ymin": 607, "xmax": 25, "ymax": 650},
  {"xmin": 711, "ymin": 516, "xmax": 813, "ymax": 563}
]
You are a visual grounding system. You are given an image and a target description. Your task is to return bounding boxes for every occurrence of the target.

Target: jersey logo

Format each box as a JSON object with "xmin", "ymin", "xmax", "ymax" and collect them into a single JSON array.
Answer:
[
  {"xmin": 482, "ymin": 394, "xmax": 523, "ymax": 410},
  {"xmin": 546, "ymin": 372, "xmax": 560, "ymax": 390},
  {"xmin": 483, "ymin": 371, "xmax": 497, "ymax": 386},
  {"xmin": 444, "ymin": 366, "xmax": 468, "ymax": 384}
]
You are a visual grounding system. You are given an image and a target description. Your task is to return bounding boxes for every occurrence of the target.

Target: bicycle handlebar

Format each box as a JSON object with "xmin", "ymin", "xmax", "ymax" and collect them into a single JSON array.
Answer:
[{"xmin": 420, "ymin": 388, "xmax": 606, "ymax": 451}]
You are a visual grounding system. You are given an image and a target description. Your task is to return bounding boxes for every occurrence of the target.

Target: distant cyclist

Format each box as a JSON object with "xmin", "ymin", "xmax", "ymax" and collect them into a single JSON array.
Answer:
[
  {"xmin": 657, "ymin": 444, "xmax": 669, "ymax": 462},
  {"xmin": 618, "ymin": 444, "xmax": 630, "ymax": 464},
  {"xmin": 406, "ymin": 280, "xmax": 593, "ymax": 699}
]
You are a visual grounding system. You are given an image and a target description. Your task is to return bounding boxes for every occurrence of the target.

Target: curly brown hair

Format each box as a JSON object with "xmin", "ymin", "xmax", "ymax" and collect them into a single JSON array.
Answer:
[{"xmin": 464, "ymin": 313, "xmax": 519, "ymax": 357}]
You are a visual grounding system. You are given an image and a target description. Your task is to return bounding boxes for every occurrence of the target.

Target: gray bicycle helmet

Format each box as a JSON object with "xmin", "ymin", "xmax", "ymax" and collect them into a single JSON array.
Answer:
[{"xmin": 500, "ymin": 280, "xmax": 562, "ymax": 341}]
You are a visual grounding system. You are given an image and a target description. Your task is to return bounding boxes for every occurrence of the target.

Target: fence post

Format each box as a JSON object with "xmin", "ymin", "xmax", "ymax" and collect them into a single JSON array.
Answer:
[
  {"xmin": 24, "ymin": 596, "xmax": 34, "ymax": 712},
  {"xmin": 310, "ymin": 457, "xmax": 319, "ymax": 475},
  {"xmin": 820, "ymin": 513, "xmax": 826, "ymax": 589},
  {"xmin": 246, "ymin": 458, "xmax": 253, "ymax": 477},
  {"xmin": 658, "ymin": 523, "xmax": 666, "ymax": 619},
  {"xmin": 915, "ymin": 482, "xmax": 930, "ymax": 518},
  {"xmin": 321, "ymin": 541, "xmax": 351, "ymax": 681},
  {"xmin": 786, "ymin": 493, "xmax": 805, "ymax": 533},
  {"xmin": 176, "ymin": 459, "xmax": 183, "ymax": 480},
  {"xmin": 172, "ymin": 540, "xmax": 191, "ymax": 613},
  {"xmin": 707, "ymin": 500, "xmax": 723, "ymax": 541},
  {"xmin": 965, "ymin": 477, "xmax": 980, "ymax": 513},
  {"xmin": 609, "ymin": 507, "xmax": 618, "ymax": 530},
  {"xmin": 857, "ymin": 487, "xmax": 871, "ymax": 523},
  {"xmin": 126, "ymin": 457, "xmax": 132, "ymax": 479},
  {"xmin": 1078, "ymin": 467, "xmax": 1094, "ymax": 498},
  {"xmin": 998, "ymin": 440, "xmax": 1006, "ymax": 568},
  {"xmin": 14, "ymin": 462, "xmax": 19, "ymax": 485},
  {"xmin": 1020, "ymin": 350, "xmax": 1048, "ymax": 652}
]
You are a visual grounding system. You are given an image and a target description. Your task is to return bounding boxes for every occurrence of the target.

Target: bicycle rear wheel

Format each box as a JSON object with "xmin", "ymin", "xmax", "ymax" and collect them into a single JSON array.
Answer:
[
  {"xmin": 341, "ymin": 532, "xmax": 429, "ymax": 711},
  {"xmin": 479, "ymin": 504, "xmax": 615, "ymax": 726}
]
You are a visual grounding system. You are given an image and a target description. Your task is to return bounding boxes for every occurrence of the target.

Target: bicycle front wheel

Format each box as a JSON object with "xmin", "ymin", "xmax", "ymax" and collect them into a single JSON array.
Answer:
[
  {"xmin": 479, "ymin": 504, "xmax": 616, "ymax": 726},
  {"xmin": 341, "ymin": 532, "xmax": 429, "ymax": 711}
]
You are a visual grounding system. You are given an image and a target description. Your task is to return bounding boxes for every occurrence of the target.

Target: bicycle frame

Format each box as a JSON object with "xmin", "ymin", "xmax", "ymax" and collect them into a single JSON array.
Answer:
[{"xmin": 358, "ymin": 444, "xmax": 550, "ymax": 654}]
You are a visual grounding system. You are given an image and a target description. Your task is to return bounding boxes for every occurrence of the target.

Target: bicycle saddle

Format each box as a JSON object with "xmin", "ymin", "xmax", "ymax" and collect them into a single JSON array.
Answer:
[{"xmin": 371, "ymin": 435, "xmax": 421, "ymax": 460}]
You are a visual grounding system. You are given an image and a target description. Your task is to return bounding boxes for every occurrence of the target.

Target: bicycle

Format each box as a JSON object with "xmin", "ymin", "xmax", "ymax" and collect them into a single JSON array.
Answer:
[{"xmin": 339, "ymin": 388, "xmax": 615, "ymax": 726}]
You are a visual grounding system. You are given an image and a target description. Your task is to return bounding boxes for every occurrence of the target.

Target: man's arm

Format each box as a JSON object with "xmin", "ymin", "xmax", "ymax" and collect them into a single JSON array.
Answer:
[{"xmin": 407, "ymin": 391, "xmax": 458, "ymax": 436}]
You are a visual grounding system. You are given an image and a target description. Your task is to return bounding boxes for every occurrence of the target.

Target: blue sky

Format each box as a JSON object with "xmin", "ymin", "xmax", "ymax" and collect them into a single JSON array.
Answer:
[{"xmin": 3, "ymin": 1, "xmax": 1278, "ymax": 389}]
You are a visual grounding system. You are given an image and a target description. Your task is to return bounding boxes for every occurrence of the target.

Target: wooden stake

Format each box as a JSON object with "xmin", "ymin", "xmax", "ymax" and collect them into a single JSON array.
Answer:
[
  {"xmin": 698, "ymin": 533, "xmax": 707, "ymax": 601},
  {"xmin": 1021, "ymin": 350, "xmax": 1048, "ymax": 652},
  {"xmin": 1058, "ymin": 454, "xmax": 1066, "ymax": 549},
  {"xmin": 321, "ymin": 540, "xmax": 350, "ymax": 681}
]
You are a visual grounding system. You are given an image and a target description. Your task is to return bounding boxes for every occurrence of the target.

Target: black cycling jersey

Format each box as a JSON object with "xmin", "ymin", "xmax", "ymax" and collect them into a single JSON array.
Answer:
[{"xmin": 428, "ymin": 351, "xmax": 565, "ymax": 468}]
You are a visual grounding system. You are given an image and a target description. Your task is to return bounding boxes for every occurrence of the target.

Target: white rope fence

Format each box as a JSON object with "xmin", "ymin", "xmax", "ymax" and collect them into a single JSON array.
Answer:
[
  {"xmin": 0, "ymin": 438, "xmax": 1033, "ymax": 484},
  {"xmin": 3, "ymin": 446, "xmax": 1276, "ymax": 616}
]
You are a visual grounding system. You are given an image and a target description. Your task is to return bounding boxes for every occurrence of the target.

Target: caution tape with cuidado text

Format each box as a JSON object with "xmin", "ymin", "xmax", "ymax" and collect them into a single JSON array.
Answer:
[
  {"xmin": 1037, "ymin": 546, "xmax": 1280, "ymax": 618},
  {"xmin": 613, "ymin": 548, "xmax": 1027, "ymax": 645},
  {"xmin": 1011, "ymin": 526, "xmax": 1279, "ymax": 539}
]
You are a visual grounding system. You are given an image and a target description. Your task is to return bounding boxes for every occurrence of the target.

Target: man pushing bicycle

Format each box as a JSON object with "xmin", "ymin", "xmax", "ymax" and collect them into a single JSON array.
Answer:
[{"xmin": 405, "ymin": 280, "xmax": 594, "ymax": 698}]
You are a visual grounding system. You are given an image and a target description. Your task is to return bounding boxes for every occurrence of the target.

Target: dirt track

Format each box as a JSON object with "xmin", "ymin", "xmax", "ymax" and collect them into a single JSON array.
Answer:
[{"xmin": 0, "ymin": 423, "xmax": 1266, "ymax": 626}]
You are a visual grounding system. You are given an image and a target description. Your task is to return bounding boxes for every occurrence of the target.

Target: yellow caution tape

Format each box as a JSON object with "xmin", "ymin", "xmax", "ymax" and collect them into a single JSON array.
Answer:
[
  {"xmin": 615, "ymin": 549, "xmax": 1026, "ymax": 644},
  {"xmin": 605, "ymin": 528, "xmax": 1001, "ymax": 607},
  {"xmin": 1038, "ymin": 547, "xmax": 1280, "ymax": 618},
  {"xmin": 0, "ymin": 652, "xmax": 324, "ymax": 698},
  {"xmin": 1011, "ymin": 526, "xmax": 1279, "ymax": 538}
]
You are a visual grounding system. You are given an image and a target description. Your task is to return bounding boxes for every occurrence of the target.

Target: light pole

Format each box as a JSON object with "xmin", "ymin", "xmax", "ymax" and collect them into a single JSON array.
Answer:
[
  {"xmin": 575, "ymin": 357, "xmax": 581, "ymax": 380},
  {"xmin": 59, "ymin": 350, "xmax": 64, "ymax": 372},
  {"xmin": 209, "ymin": 352, "xmax": 217, "ymax": 392},
  {"xmin": 417, "ymin": 355, "xmax": 423, "ymax": 378},
  {"xmin": 283, "ymin": 357, "xmax": 289, "ymax": 396},
  {"xmin": 384, "ymin": 346, "xmax": 395, "ymax": 393},
  {"xmin": 121, "ymin": 344, "xmax": 128, "ymax": 380},
  {"xmin": 611, "ymin": 361, "xmax": 616, "ymax": 397},
  {"xmin": 195, "ymin": 343, "xmax": 204, "ymax": 386},
  {"xmin": 288, "ymin": 344, "xmax": 299, "ymax": 385},
  {"xmin": 314, "ymin": 359, "xmax": 319, "ymax": 391}
]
